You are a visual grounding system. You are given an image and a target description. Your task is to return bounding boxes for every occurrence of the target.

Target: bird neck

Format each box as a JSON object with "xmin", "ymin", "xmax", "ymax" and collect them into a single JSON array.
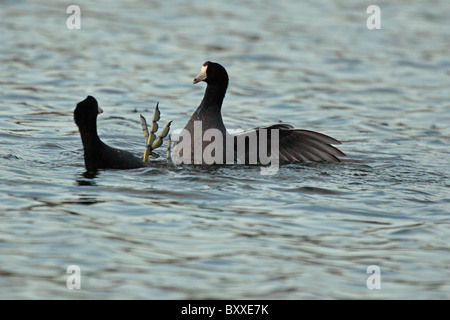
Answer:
[
  {"xmin": 199, "ymin": 81, "xmax": 228, "ymax": 114},
  {"xmin": 78, "ymin": 122, "xmax": 102, "ymax": 151}
]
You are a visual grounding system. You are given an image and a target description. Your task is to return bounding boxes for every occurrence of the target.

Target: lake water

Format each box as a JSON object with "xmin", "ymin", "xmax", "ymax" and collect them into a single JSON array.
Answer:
[{"xmin": 0, "ymin": 0, "xmax": 449, "ymax": 299}]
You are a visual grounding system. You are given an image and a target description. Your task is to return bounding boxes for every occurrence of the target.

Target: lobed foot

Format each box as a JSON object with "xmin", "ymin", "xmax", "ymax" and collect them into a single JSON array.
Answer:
[{"xmin": 140, "ymin": 103, "xmax": 172, "ymax": 162}]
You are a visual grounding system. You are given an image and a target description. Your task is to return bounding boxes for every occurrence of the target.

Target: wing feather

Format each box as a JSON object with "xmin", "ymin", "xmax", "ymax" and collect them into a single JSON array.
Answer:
[{"xmin": 232, "ymin": 124, "xmax": 345, "ymax": 164}]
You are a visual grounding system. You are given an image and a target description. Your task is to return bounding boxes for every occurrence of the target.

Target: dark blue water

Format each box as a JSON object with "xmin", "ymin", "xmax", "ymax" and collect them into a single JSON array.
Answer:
[{"xmin": 0, "ymin": 0, "xmax": 449, "ymax": 299}]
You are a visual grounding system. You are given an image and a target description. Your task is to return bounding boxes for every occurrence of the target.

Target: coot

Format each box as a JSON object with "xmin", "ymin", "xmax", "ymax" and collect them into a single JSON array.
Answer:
[
  {"xmin": 173, "ymin": 61, "xmax": 346, "ymax": 164},
  {"xmin": 74, "ymin": 96, "xmax": 147, "ymax": 172}
]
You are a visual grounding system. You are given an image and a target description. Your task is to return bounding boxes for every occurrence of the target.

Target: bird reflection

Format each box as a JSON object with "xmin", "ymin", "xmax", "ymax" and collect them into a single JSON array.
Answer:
[{"xmin": 76, "ymin": 170, "xmax": 99, "ymax": 185}]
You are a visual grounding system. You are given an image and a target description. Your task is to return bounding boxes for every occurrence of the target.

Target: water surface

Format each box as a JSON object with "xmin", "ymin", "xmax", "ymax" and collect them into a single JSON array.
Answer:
[{"xmin": 0, "ymin": 0, "xmax": 449, "ymax": 299}]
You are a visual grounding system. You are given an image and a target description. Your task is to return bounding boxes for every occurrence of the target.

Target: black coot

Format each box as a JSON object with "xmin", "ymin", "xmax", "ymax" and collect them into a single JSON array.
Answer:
[
  {"xmin": 74, "ymin": 96, "xmax": 146, "ymax": 172},
  {"xmin": 176, "ymin": 61, "xmax": 346, "ymax": 164}
]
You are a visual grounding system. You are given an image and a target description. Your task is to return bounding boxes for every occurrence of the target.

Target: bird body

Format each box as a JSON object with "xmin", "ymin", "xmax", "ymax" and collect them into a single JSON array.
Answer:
[{"xmin": 172, "ymin": 62, "xmax": 345, "ymax": 165}]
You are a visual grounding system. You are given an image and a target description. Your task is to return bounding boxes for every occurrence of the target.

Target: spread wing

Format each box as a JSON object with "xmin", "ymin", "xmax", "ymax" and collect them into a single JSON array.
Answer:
[{"xmin": 231, "ymin": 124, "xmax": 346, "ymax": 163}]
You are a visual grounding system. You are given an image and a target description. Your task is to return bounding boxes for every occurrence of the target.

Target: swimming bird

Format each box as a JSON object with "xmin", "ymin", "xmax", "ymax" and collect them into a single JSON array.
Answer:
[
  {"xmin": 172, "ymin": 61, "xmax": 346, "ymax": 164},
  {"xmin": 74, "ymin": 96, "xmax": 147, "ymax": 172}
]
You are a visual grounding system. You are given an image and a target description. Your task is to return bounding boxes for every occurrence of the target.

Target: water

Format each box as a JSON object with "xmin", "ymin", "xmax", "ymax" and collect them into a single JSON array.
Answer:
[{"xmin": 0, "ymin": 0, "xmax": 449, "ymax": 299}]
